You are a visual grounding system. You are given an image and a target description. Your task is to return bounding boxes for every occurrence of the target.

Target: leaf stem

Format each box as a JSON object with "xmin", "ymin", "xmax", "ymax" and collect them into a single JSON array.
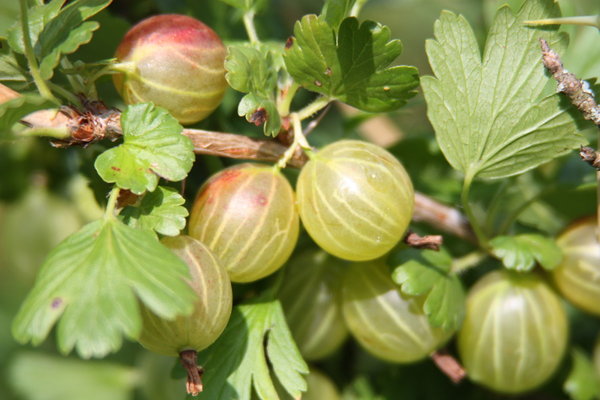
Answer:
[
  {"xmin": 296, "ymin": 96, "xmax": 331, "ymax": 121},
  {"xmin": 19, "ymin": 0, "xmax": 57, "ymax": 103},
  {"xmin": 277, "ymin": 81, "xmax": 299, "ymax": 117},
  {"xmin": 276, "ymin": 112, "xmax": 312, "ymax": 169},
  {"xmin": 243, "ymin": 10, "xmax": 260, "ymax": 44},
  {"xmin": 451, "ymin": 251, "xmax": 487, "ymax": 274},
  {"xmin": 105, "ymin": 187, "xmax": 121, "ymax": 219},
  {"xmin": 461, "ymin": 173, "xmax": 490, "ymax": 251},
  {"xmin": 46, "ymin": 81, "xmax": 81, "ymax": 106},
  {"xmin": 524, "ymin": 15, "xmax": 600, "ymax": 29}
]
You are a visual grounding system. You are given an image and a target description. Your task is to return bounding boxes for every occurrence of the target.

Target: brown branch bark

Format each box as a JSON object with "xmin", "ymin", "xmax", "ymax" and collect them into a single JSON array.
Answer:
[
  {"xmin": 540, "ymin": 38, "xmax": 600, "ymax": 127},
  {"xmin": 7, "ymin": 90, "xmax": 475, "ymax": 242}
]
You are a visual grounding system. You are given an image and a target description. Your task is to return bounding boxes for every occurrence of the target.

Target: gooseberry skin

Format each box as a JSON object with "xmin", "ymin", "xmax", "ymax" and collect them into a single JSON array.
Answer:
[
  {"xmin": 113, "ymin": 14, "xmax": 227, "ymax": 124},
  {"xmin": 303, "ymin": 369, "xmax": 341, "ymax": 400},
  {"xmin": 296, "ymin": 140, "xmax": 414, "ymax": 261},
  {"xmin": 189, "ymin": 163, "xmax": 299, "ymax": 283},
  {"xmin": 278, "ymin": 249, "xmax": 348, "ymax": 360},
  {"xmin": 458, "ymin": 270, "xmax": 568, "ymax": 394},
  {"xmin": 342, "ymin": 260, "xmax": 450, "ymax": 363},
  {"xmin": 551, "ymin": 218, "xmax": 600, "ymax": 316},
  {"xmin": 138, "ymin": 236, "xmax": 232, "ymax": 357}
]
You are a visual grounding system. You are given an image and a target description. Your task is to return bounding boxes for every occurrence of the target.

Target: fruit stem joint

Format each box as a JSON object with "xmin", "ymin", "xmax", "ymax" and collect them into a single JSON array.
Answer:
[{"xmin": 180, "ymin": 350, "xmax": 204, "ymax": 396}]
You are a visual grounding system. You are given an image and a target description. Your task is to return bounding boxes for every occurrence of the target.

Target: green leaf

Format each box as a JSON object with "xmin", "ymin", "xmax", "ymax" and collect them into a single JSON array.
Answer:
[
  {"xmin": 226, "ymin": 43, "xmax": 283, "ymax": 136},
  {"xmin": 37, "ymin": 0, "xmax": 112, "ymax": 80},
  {"xmin": 490, "ymin": 233, "xmax": 562, "ymax": 272},
  {"xmin": 421, "ymin": 0, "xmax": 586, "ymax": 180},
  {"xmin": 197, "ymin": 297, "xmax": 308, "ymax": 400},
  {"xmin": 0, "ymin": 51, "xmax": 27, "ymax": 82},
  {"xmin": 94, "ymin": 103, "xmax": 194, "ymax": 195},
  {"xmin": 11, "ymin": 218, "xmax": 196, "ymax": 358},
  {"xmin": 284, "ymin": 15, "xmax": 419, "ymax": 112},
  {"xmin": 121, "ymin": 186, "xmax": 188, "ymax": 237},
  {"xmin": 9, "ymin": 352, "xmax": 137, "ymax": 400},
  {"xmin": 564, "ymin": 348, "xmax": 600, "ymax": 400},
  {"xmin": 7, "ymin": 0, "xmax": 64, "ymax": 55},
  {"xmin": 320, "ymin": 0, "xmax": 354, "ymax": 30},
  {"xmin": 392, "ymin": 249, "xmax": 465, "ymax": 331},
  {"xmin": 0, "ymin": 94, "xmax": 55, "ymax": 136}
]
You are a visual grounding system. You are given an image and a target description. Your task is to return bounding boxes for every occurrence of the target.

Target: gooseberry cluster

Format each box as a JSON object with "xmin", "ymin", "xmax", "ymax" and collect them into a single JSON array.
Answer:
[{"xmin": 105, "ymin": 10, "xmax": 600, "ymax": 400}]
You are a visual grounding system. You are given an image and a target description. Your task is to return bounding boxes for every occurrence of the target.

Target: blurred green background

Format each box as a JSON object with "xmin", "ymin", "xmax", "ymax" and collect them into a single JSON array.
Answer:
[{"xmin": 1, "ymin": 0, "xmax": 599, "ymax": 399}]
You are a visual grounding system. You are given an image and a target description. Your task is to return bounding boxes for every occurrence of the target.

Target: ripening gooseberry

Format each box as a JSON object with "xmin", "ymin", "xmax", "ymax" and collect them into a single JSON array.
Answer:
[
  {"xmin": 113, "ymin": 14, "xmax": 227, "ymax": 124},
  {"xmin": 278, "ymin": 249, "xmax": 348, "ymax": 360},
  {"xmin": 296, "ymin": 140, "xmax": 414, "ymax": 261},
  {"xmin": 458, "ymin": 270, "xmax": 568, "ymax": 394},
  {"xmin": 342, "ymin": 260, "xmax": 450, "ymax": 363},
  {"xmin": 189, "ymin": 163, "xmax": 299, "ymax": 283},
  {"xmin": 551, "ymin": 217, "xmax": 600, "ymax": 316}
]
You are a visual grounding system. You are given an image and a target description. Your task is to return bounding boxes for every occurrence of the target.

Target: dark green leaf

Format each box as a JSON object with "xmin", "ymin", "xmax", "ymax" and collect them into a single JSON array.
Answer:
[
  {"xmin": 421, "ymin": 0, "xmax": 586, "ymax": 180},
  {"xmin": 37, "ymin": 0, "xmax": 112, "ymax": 80},
  {"xmin": 7, "ymin": 0, "xmax": 64, "ymax": 55},
  {"xmin": 197, "ymin": 298, "xmax": 308, "ymax": 400},
  {"xmin": 320, "ymin": 0, "xmax": 368, "ymax": 30},
  {"xmin": 9, "ymin": 352, "xmax": 137, "ymax": 400},
  {"xmin": 226, "ymin": 43, "xmax": 283, "ymax": 136},
  {"xmin": 490, "ymin": 234, "xmax": 562, "ymax": 272},
  {"xmin": 392, "ymin": 249, "xmax": 465, "ymax": 331},
  {"xmin": 0, "ymin": 94, "xmax": 55, "ymax": 136},
  {"xmin": 11, "ymin": 218, "xmax": 196, "ymax": 358},
  {"xmin": 284, "ymin": 15, "xmax": 419, "ymax": 112},
  {"xmin": 94, "ymin": 103, "xmax": 194, "ymax": 194},
  {"xmin": 564, "ymin": 348, "xmax": 600, "ymax": 400},
  {"xmin": 121, "ymin": 186, "xmax": 188, "ymax": 237}
]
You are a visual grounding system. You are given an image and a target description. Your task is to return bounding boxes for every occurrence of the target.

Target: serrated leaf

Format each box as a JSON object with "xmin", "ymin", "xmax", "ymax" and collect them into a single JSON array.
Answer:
[
  {"xmin": 490, "ymin": 233, "xmax": 562, "ymax": 272},
  {"xmin": 7, "ymin": 0, "xmax": 65, "ymax": 55},
  {"xmin": 238, "ymin": 93, "xmax": 281, "ymax": 136},
  {"xmin": 37, "ymin": 0, "xmax": 112, "ymax": 80},
  {"xmin": 11, "ymin": 218, "xmax": 196, "ymax": 359},
  {"xmin": 284, "ymin": 15, "xmax": 419, "ymax": 112},
  {"xmin": 0, "ymin": 51, "xmax": 27, "ymax": 82},
  {"xmin": 9, "ymin": 352, "xmax": 137, "ymax": 400},
  {"xmin": 197, "ymin": 298, "xmax": 308, "ymax": 400},
  {"xmin": 564, "ymin": 348, "xmax": 600, "ymax": 400},
  {"xmin": 226, "ymin": 43, "xmax": 283, "ymax": 136},
  {"xmin": 121, "ymin": 186, "xmax": 188, "ymax": 237},
  {"xmin": 94, "ymin": 103, "xmax": 194, "ymax": 194},
  {"xmin": 0, "ymin": 94, "xmax": 55, "ymax": 136},
  {"xmin": 421, "ymin": 0, "xmax": 586, "ymax": 180},
  {"xmin": 392, "ymin": 248, "xmax": 465, "ymax": 331}
]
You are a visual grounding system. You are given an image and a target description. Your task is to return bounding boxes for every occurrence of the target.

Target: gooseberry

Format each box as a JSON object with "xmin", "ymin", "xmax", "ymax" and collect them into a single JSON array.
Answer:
[
  {"xmin": 138, "ymin": 235, "xmax": 232, "ymax": 356},
  {"xmin": 296, "ymin": 140, "xmax": 414, "ymax": 261},
  {"xmin": 278, "ymin": 249, "xmax": 348, "ymax": 360},
  {"xmin": 189, "ymin": 163, "xmax": 299, "ymax": 282},
  {"xmin": 342, "ymin": 260, "xmax": 450, "ymax": 363},
  {"xmin": 113, "ymin": 14, "xmax": 227, "ymax": 124},
  {"xmin": 458, "ymin": 270, "xmax": 568, "ymax": 394},
  {"xmin": 551, "ymin": 217, "xmax": 600, "ymax": 316}
]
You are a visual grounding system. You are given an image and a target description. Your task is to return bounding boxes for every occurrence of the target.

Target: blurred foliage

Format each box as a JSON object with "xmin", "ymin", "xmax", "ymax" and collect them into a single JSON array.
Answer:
[{"xmin": 0, "ymin": 0, "xmax": 599, "ymax": 399}]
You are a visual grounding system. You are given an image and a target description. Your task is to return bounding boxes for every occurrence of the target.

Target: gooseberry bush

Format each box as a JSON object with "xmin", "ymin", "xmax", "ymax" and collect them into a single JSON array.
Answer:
[{"xmin": 1, "ymin": 0, "xmax": 600, "ymax": 399}]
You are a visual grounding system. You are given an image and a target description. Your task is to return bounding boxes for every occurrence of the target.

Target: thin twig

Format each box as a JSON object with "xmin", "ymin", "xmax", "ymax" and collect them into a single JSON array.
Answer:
[
  {"xmin": 403, "ymin": 230, "xmax": 443, "ymax": 250},
  {"xmin": 431, "ymin": 350, "xmax": 466, "ymax": 384}
]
